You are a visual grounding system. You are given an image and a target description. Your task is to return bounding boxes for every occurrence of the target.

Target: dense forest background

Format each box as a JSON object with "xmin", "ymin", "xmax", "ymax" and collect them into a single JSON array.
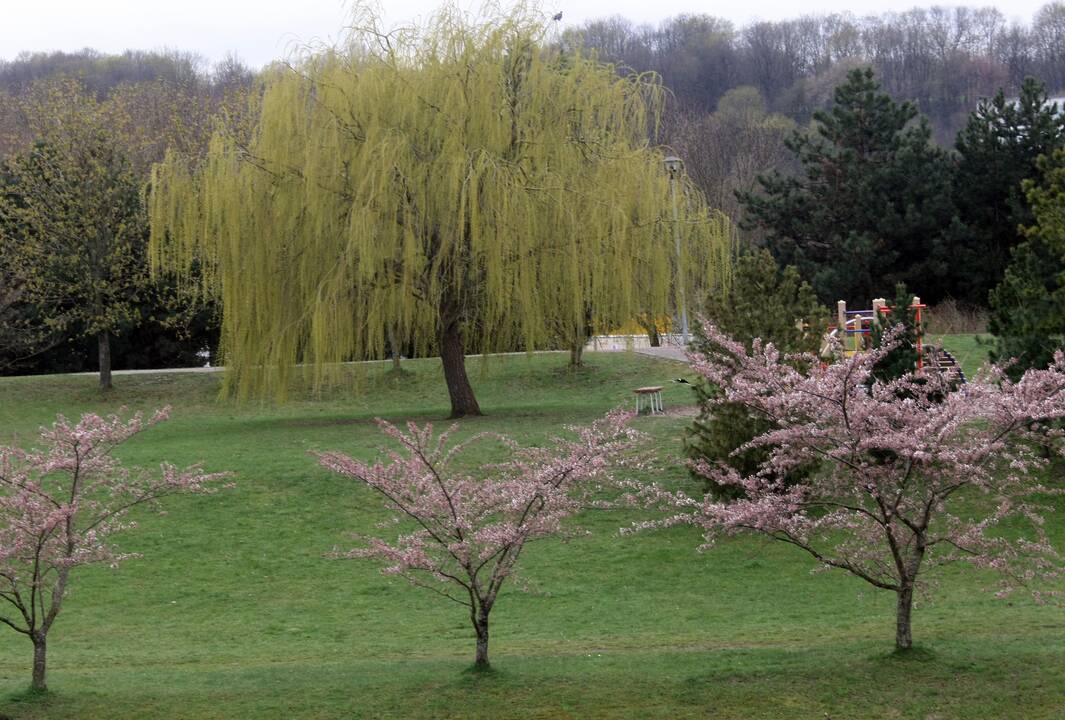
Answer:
[{"xmin": 3, "ymin": 3, "xmax": 1065, "ymax": 375}]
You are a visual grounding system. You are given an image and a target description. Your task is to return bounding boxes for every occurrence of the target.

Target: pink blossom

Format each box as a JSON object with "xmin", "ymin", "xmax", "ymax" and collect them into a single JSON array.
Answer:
[
  {"xmin": 0, "ymin": 408, "xmax": 233, "ymax": 689},
  {"xmin": 317, "ymin": 409, "xmax": 647, "ymax": 667},
  {"xmin": 635, "ymin": 320, "xmax": 1065, "ymax": 650}
]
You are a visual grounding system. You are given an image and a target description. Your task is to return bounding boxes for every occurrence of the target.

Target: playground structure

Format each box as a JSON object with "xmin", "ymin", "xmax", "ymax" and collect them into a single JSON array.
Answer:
[{"xmin": 822, "ymin": 296, "xmax": 966, "ymax": 384}]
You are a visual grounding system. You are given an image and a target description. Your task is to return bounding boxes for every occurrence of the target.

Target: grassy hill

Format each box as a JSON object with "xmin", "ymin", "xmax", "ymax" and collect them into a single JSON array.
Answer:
[{"xmin": 0, "ymin": 344, "xmax": 1061, "ymax": 719}]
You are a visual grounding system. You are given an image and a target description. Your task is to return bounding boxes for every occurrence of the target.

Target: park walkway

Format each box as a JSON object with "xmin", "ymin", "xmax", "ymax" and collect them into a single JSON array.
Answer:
[
  {"xmin": 54, "ymin": 347, "xmax": 687, "ymax": 380},
  {"xmin": 633, "ymin": 345, "xmax": 691, "ymax": 363}
]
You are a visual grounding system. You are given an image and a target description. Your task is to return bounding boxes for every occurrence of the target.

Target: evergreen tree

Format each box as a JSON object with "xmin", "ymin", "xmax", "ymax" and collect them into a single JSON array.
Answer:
[
  {"xmin": 0, "ymin": 219, "xmax": 53, "ymax": 371},
  {"xmin": 870, "ymin": 283, "xmax": 920, "ymax": 384},
  {"xmin": 990, "ymin": 147, "xmax": 1065, "ymax": 378},
  {"xmin": 739, "ymin": 68, "xmax": 961, "ymax": 306},
  {"xmin": 685, "ymin": 249, "xmax": 826, "ymax": 497},
  {"xmin": 954, "ymin": 78, "xmax": 1065, "ymax": 306}
]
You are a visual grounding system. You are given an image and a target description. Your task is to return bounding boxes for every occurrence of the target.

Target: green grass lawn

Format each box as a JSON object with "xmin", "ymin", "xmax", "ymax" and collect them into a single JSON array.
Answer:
[
  {"xmin": 927, "ymin": 333, "xmax": 994, "ymax": 378},
  {"xmin": 0, "ymin": 343, "xmax": 1062, "ymax": 719}
]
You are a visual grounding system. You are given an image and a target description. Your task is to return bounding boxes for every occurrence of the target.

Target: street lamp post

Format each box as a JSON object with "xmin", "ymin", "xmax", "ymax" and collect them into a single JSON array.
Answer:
[{"xmin": 663, "ymin": 156, "xmax": 689, "ymax": 346}]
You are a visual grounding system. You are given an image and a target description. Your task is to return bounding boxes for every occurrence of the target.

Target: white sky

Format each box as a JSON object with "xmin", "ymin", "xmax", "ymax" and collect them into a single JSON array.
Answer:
[{"xmin": 0, "ymin": 0, "xmax": 1053, "ymax": 69}]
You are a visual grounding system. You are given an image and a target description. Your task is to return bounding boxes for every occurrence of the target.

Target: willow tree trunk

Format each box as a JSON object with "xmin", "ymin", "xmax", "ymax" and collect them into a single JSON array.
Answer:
[
  {"xmin": 31, "ymin": 634, "xmax": 47, "ymax": 691},
  {"xmin": 438, "ymin": 312, "xmax": 481, "ymax": 419},
  {"xmin": 569, "ymin": 343, "xmax": 584, "ymax": 367},
  {"xmin": 388, "ymin": 325, "xmax": 403, "ymax": 371},
  {"xmin": 98, "ymin": 331, "xmax": 112, "ymax": 391},
  {"xmin": 636, "ymin": 315, "xmax": 660, "ymax": 347},
  {"xmin": 896, "ymin": 584, "xmax": 914, "ymax": 650},
  {"xmin": 569, "ymin": 318, "xmax": 593, "ymax": 368}
]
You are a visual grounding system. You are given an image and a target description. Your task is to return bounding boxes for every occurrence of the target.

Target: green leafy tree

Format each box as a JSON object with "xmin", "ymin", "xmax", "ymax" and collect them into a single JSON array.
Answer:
[
  {"xmin": 990, "ymin": 147, "xmax": 1065, "ymax": 378},
  {"xmin": 739, "ymin": 68, "xmax": 961, "ymax": 306},
  {"xmin": 148, "ymin": 6, "xmax": 731, "ymax": 416},
  {"xmin": 0, "ymin": 229, "xmax": 53, "ymax": 371},
  {"xmin": 870, "ymin": 283, "xmax": 920, "ymax": 384},
  {"xmin": 0, "ymin": 81, "xmax": 148, "ymax": 390},
  {"xmin": 0, "ymin": 67, "xmax": 237, "ymax": 378},
  {"xmin": 685, "ymin": 248, "xmax": 826, "ymax": 497},
  {"xmin": 954, "ymin": 78, "xmax": 1065, "ymax": 305}
]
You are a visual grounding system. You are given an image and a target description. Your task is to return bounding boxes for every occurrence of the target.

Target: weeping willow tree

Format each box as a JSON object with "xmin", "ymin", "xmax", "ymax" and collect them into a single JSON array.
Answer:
[{"xmin": 148, "ymin": 4, "xmax": 732, "ymax": 417}]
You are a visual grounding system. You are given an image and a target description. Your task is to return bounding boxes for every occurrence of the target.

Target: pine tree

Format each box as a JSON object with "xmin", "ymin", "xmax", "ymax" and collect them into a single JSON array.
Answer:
[
  {"xmin": 954, "ymin": 78, "xmax": 1065, "ymax": 306},
  {"xmin": 685, "ymin": 249, "xmax": 826, "ymax": 497},
  {"xmin": 739, "ymin": 68, "xmax": 960, "ymax": 306},
  {"xmin": 990, "ymin": 147, "xmax": 1065, "ymax": 378},
  {"xmin": 870, "ymin": 283, "xmax": 920, "ymax": 384}
]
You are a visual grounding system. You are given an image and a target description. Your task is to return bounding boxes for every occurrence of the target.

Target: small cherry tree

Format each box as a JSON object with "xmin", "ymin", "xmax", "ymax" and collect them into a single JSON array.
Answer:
[
  {"xmin": 639, "ymin": 322, "xmax": 1064, "ymax": 650},
  {"xmin": 0, "ymin": 409, "xmax": 232, "ymax": 691},
  {"xmin": 317, "ymin": 411, "xmax": 645, "ymax": 668}
]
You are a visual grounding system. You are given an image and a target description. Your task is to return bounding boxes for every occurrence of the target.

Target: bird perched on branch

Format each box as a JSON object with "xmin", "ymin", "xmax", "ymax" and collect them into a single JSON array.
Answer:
[{"xmin": 553, "ymin": 11, "xmax": 563, "ymax": 21}]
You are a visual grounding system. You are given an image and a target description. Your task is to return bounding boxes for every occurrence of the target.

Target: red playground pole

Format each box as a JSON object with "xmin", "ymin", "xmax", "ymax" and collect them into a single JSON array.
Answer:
[{"xmin": 911, "ymin": 297, "xmax": 925, "ymax": 372}]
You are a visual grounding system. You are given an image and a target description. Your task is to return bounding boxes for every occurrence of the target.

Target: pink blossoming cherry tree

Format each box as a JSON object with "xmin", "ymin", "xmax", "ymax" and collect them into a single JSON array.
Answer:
[
  {"xmin": 639, "ymin": 322, "xmax": 1064, "ymax": 651},
  {"xmin": 0, "ymin": 409, "xmax": 232, "ymax": 691},
  {"xmin": 317, "ymin": 410, "xmax": 645, "ymax": 669}
]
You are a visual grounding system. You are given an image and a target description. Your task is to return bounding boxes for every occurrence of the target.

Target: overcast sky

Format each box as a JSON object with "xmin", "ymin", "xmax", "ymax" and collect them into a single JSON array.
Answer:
[{"xmin": 0, "ymin": 0, "xmax": 1054, "ymax": 69}]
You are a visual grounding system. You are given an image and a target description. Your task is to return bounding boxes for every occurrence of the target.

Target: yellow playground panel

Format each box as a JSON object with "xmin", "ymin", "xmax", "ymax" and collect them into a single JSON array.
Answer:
[{"xmin": 609, "ymin": 315, "xmax": 674, "ymax": 336}]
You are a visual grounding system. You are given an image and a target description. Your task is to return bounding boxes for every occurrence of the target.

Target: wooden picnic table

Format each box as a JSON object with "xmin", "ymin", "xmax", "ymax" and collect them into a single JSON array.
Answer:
[{"xmin": 634, "ymin": 386, "xmax": 664, "ymax": 415}]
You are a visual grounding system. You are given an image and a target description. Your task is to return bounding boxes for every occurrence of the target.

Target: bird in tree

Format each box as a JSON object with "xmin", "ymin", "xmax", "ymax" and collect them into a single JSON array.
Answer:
[{"xmin": 147, "ymin": 4, "xmax": 730, "ymax": 417}]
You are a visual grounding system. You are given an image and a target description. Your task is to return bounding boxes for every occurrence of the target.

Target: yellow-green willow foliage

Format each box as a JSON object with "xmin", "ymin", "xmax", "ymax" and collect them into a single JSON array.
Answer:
[{"xmin": 148, "ymin": 4, "xmax": 732, "ymax": 415}]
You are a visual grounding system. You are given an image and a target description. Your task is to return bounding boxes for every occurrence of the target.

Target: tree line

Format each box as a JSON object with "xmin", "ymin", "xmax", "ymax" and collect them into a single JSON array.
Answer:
[
  {"xmin": 4, "ymin": 5, "xmax": 1065, "ymax": 390},
  {"xmin": 566, "ymin": 6, "xmax": 1065, "ymax": 333},
  {"xmin": 0, "ymin": 50, "xmax": 252, "ymax": 381},
  {"xmin": 565, "ymin": 4, "xmax": 1065, "ymax": 139}
]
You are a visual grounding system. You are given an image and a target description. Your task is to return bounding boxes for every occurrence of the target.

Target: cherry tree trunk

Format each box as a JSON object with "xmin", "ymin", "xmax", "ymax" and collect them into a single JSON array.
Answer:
[
  {"xmin": 474, "ymin": 614, "xmax": 490, "ymax": 668},
  {"xmin": 31, "ymin": 634, "xmax": 47, "ymax": 691},
  {"xmin": 896, "ymin": 584, "xmax": 914, "ymax": 650},
  {"xmin": 438, "ymin": 317, "xmax": 481, "ymax": 419},
  {"xmin": 98, "ymin": 331, "xmax": 112, "ymax": 391}
]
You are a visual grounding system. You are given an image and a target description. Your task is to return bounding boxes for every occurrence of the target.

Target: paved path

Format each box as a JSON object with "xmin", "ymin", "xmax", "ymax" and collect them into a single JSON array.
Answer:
[
  {"xmin": 64, "ymin": 351, "xmax": 569, "ymax": 378},
  {"xmin": 76, "ymin": 365, "xmax": 223, "ymax": 376},
  {"xmin": 633, "ymin": 346, "xmax": 691, "ymax": 363},
  {"xmin": 42, "ymin": 349, "xmax": 683, "ymax": 380}
]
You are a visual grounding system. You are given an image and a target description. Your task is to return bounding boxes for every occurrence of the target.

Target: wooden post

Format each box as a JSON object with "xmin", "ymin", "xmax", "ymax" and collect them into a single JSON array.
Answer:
[
  {"xmin": 912, "ymin": 296, "xmax": 923, "ymax": 371},
  {"xmin": 872, "ymin": 298, "xmax": 886, "ymax": 326},
  {"xmin": 837, "ymin": 301, "xmax": 848, "ymax": 353}
]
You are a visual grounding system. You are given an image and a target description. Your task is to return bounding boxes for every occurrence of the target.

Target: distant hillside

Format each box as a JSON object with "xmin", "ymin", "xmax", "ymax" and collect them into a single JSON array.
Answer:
[{"xmin": 565, "ymin": 4, "xmax": 1065, "ymax": 144}]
